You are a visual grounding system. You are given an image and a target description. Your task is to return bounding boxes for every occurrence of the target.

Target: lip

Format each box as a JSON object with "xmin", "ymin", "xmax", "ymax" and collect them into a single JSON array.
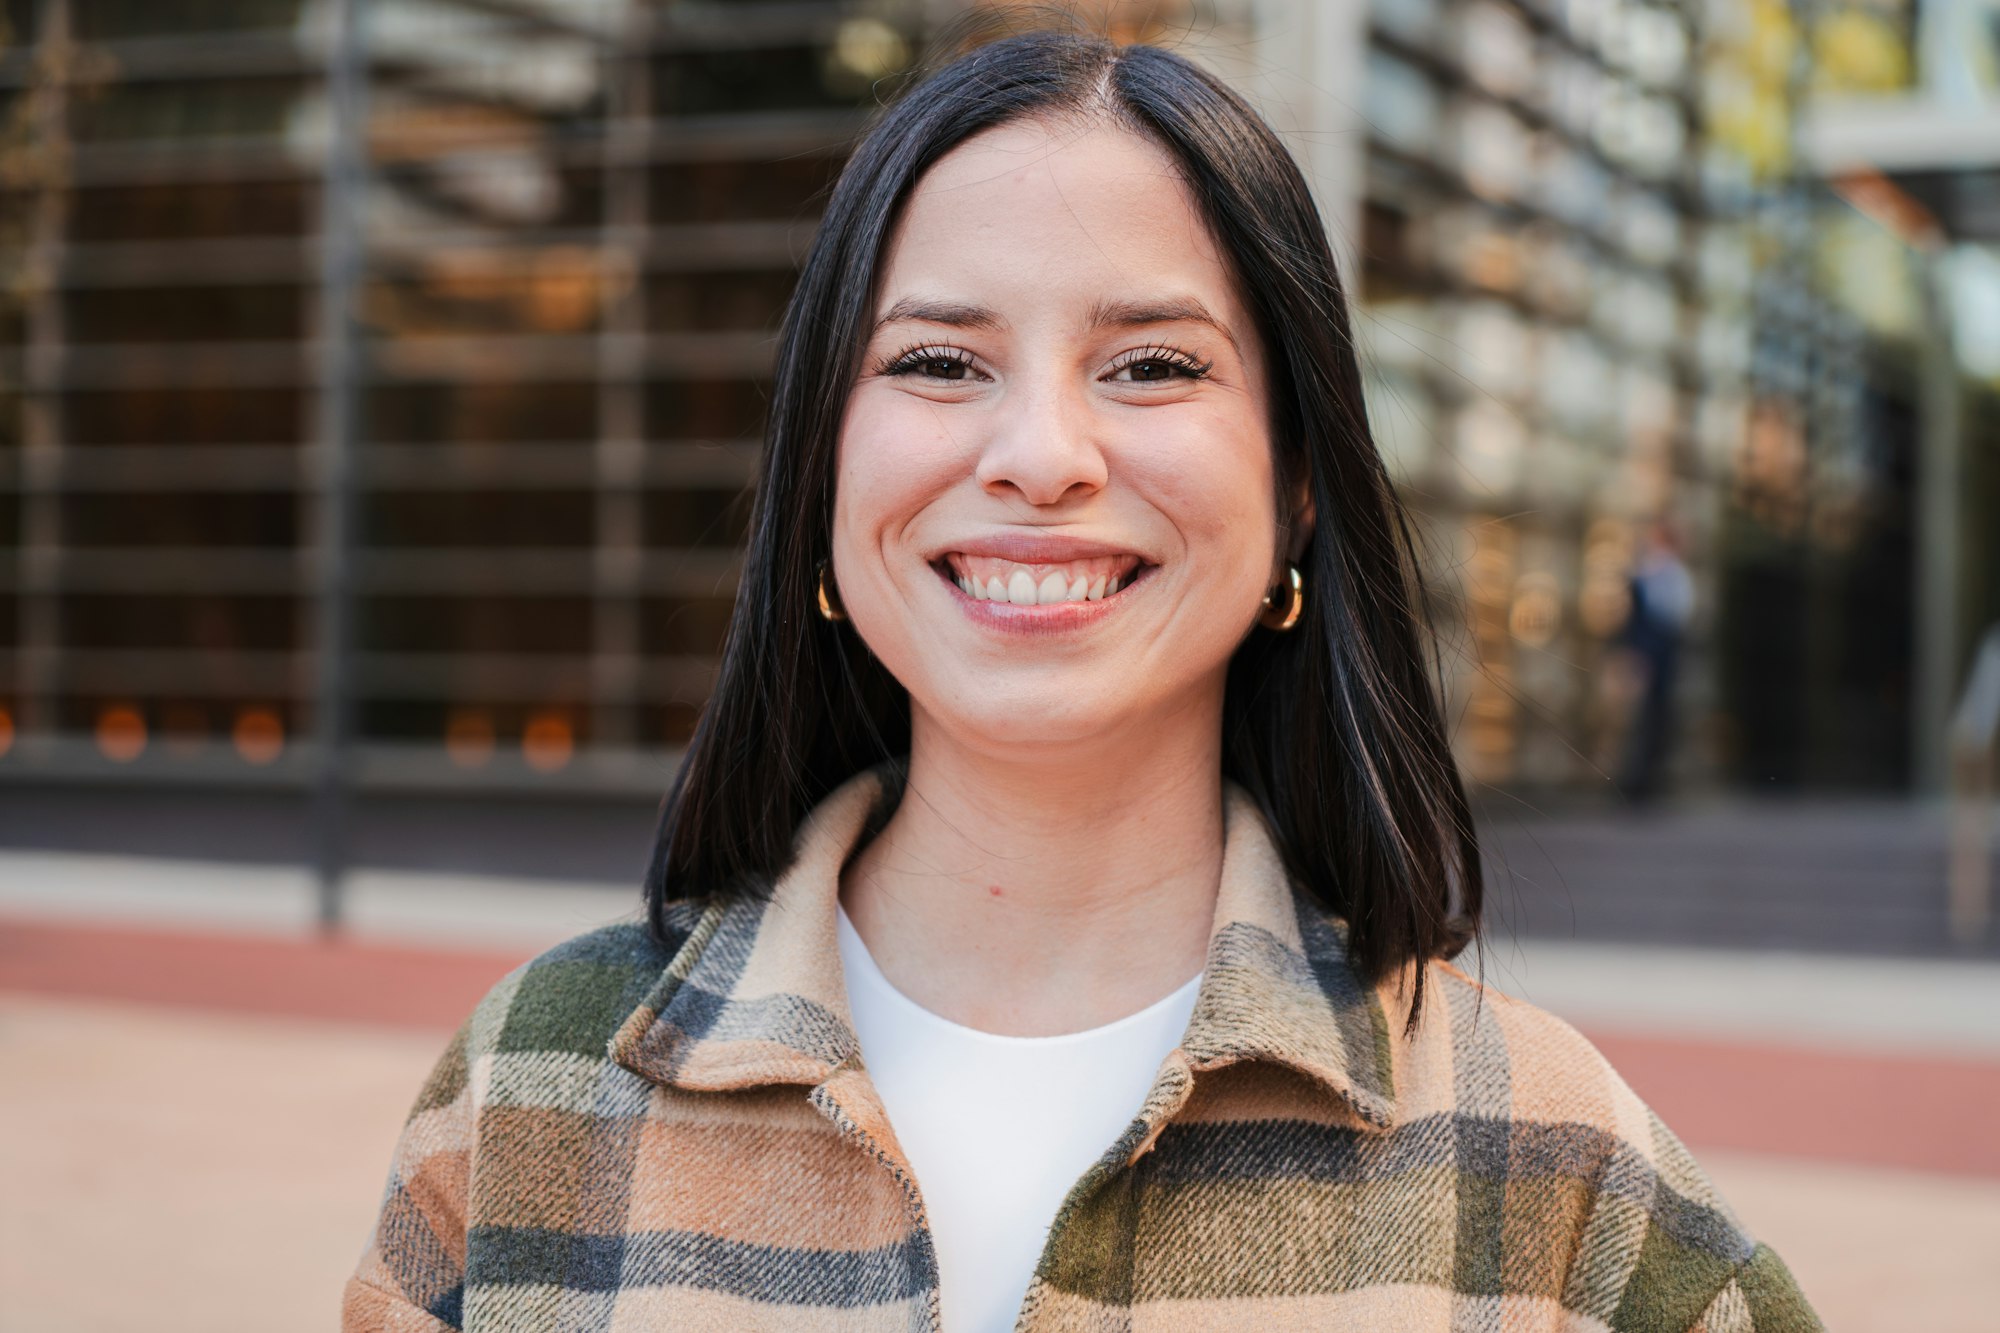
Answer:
[
  {"xmin": 926, "ymin": 531, "xmax": 1152, "ymax": 565},
  {"xmin": 929, "ymin": 539, "xmax": 1156, "ymax": 636}
]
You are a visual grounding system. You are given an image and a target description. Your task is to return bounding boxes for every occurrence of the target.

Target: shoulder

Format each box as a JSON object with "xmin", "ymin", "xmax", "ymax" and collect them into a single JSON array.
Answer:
[
  {"xmin": 455, "ymin": 903, "xmax": 707, "ymax": 1066},
  {"xmin": 1406, "ymin": 960, "xmax": 1823, "ymax": 1328},
  {"xmin": 349, "ymin": 912, "xmax": 714, "ymax": 1323},
  {"xmin": 1421, "ymin": 955, "xmax": 1665, "ymax": 1143}
]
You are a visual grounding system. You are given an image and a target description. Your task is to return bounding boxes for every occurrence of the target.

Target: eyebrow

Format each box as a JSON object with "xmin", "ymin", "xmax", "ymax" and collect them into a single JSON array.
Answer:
[
  {"xmin": 872, "ymin": 297, "xmax": 1005, "ymax": 334},
  {"xmin": 1084, "ymin": 296, "xmax": 1240, "ymax": 353},
  {"xmin": 871, "ymin": 293, "xmax": 1240, "ymax": 353}
]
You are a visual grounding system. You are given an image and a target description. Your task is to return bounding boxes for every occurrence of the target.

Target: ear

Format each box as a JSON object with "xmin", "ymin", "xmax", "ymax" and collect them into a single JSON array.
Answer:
[{"xmin": 1283, "ymin": 471, "xmax": 1316, "ymax": 566}]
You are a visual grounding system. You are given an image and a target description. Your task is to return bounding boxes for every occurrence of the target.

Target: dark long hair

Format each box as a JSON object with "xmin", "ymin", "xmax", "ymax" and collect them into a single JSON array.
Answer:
[{"xmin": 644, "ymin": 28, "xmax": 1481, "ymax": 1017}]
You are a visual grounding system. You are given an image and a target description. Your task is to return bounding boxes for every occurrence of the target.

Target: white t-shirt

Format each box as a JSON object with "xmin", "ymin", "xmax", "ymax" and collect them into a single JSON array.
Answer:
[{"xmin": 835, "ymin": 906, "xmax": 1202, "ymax": 1333}]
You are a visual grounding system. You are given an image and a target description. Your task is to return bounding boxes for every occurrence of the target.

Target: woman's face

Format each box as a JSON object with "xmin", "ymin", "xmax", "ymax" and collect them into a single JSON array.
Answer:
[{"xmin": 831, "ymin": 116, "xmax": 1304, "ymax": 754}]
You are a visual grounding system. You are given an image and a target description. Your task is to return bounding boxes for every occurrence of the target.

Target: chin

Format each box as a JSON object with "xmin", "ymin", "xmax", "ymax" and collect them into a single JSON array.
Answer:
[{"xmin": 924, "ymin": 686, "xmax": 1139, "ymax": 753}]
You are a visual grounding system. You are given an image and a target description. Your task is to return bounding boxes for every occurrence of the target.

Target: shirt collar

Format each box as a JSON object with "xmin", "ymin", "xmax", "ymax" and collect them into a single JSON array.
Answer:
[{"xmin": 610, "ymin": 762, "xmax": 1400, "ymax": 1133}]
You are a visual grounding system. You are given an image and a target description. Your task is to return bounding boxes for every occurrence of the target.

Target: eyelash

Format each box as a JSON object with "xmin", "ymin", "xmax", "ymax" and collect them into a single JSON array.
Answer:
[
  {"xmin": 875, "ymin": 343, "xmax": 1213, "ymax": 382},
  {"xmin": 877, "ymin": 343, "xmax": 977, "ymax": 380},
  {"xmin": 1107, "ymin": 345, "xmax": 1213, "ymax": 381}
]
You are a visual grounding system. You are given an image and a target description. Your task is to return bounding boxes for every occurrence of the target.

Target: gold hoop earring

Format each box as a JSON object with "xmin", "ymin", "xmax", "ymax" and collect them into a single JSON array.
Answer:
[
  {"xmin": 1259, "ymin": 564, "xmax": 1304, "ymax": 632},
  {"xmin": 816, "ymin": 560, "xmax": 847, "ymax": 623}
]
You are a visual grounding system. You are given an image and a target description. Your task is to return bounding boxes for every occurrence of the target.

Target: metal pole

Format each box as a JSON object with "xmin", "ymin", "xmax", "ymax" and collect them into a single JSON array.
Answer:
[
  {"xmin": 16, "ymin": 0, "xmax": 72, "ymax": 759},
  {"xmin": 1946, "ymin": 626, "xmax": 2000, "ymax": 944},
  {"xmin": 1913, "ymin": 254, "xmax": 1962, "ymax": 795},
  {"xmin": 310, "ymin": 0, "xmax": 367, "ymax": 933},
  {"xmin": 594, "ymin": 3, "xmax": 651, "ymax": 765}
]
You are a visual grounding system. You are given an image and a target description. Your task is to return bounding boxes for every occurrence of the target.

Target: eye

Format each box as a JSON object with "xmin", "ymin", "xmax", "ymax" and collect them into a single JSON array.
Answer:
[
  {"xmin": 1106, "ymin": 346, "xmax": 1212, "ymax": 384},
  {"xmin": 880, "ymin": 344, "xmax": 981, "ymax": 382}
]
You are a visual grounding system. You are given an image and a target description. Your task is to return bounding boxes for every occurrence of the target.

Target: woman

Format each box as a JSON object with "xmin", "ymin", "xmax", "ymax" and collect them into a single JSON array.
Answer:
[{"xmin": 346, "ymin": 29, "xmax": 1821, "ymax": 1333}]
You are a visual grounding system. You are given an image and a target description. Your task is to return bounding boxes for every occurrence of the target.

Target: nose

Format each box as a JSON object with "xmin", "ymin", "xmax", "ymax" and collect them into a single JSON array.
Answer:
[{"xmin": 973, "ymin": 376, "xmax": 1108, "ymax": 507}]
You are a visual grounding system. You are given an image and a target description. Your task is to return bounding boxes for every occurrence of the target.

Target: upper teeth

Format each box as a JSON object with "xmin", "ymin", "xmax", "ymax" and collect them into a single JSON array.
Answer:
[{"xmin": 947, "ymin": 555, "xmax": 1134, "ymax": 605}]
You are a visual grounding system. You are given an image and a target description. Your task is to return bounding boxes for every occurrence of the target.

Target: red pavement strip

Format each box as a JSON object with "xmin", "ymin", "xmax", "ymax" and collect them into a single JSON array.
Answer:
[
  {"xmin": 1587, "ymin": 1031, "xmax": 2000, "ymax": 1179},
  {"xmin": 0, "ymin": 914, "xmax": 524, "ymax": 1033},
  {"xmin": 4, "ymin": 914, "xmax": 1996, "ymax": 1177}
]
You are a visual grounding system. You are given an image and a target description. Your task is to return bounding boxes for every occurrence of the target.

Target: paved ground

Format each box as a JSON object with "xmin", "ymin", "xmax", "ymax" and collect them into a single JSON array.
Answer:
[
  {"xmin": 6, "ymin": 783, "xmax": 1995, "ymax": 958},
  {"xmin": 0, "ymin": 993, "xmax": 445, "ymax": 1333},
  {"xmin": 1479, "ymin": 793, "xmax": 2000, "ymax": 958},
  {"xmin": 3, "ymin": 849, "xmax": 1998, "ymax": 1331}
]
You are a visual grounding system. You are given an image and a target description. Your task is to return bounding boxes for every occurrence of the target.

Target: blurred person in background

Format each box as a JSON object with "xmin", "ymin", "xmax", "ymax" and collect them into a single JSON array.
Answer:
[
  {"xmin": 1616, "ymin": 517, "xmax": 1696, "ymax": 806},
  {"xmin": 345, "ymin": 26, "xmax": 1820, "ymax": 1333}
]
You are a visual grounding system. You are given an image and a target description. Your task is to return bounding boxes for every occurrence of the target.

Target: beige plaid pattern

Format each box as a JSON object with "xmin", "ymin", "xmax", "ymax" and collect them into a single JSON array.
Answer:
[{"xmin": 346, "ymin": 764, "xmax": 1821, "ymax": 1331}]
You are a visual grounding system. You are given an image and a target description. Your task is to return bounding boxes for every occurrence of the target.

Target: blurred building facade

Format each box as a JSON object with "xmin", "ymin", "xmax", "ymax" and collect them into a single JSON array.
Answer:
[
  {"xmin": 1, "ymin": 0, "xmax": 1996, "ymax": 823},
  {"xmin": 1328, "ymin": 0, "xmax": 2000, "ymax": 797}
]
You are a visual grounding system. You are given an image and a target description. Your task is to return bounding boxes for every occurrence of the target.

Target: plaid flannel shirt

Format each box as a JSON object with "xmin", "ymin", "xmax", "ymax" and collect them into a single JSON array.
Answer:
[{"xmin": 345, "ymin": 764, "xmax": 1822, "ymax": 1331}]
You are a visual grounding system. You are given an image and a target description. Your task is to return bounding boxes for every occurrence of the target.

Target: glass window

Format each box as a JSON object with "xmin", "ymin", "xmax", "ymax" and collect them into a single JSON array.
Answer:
[
  {"xmin": 61, "ymin": 592, "xmax": 299, "ymax": 651},
  {"xmin": 360, "ymin": 490, "xmax": 595, "ymax": 547},
  {"xmin": 65, "ymin": 180, "xmax": 313, "ymax": 243},
  {"xmin": 647, "ymin": 268, "xmax": 795, "ymax": 334},
  {"xmin": 72, "ymin": 0, "xmax": 307, "ymax": 42},
  {"xmin": 1458, "ymin": 2, "xmax": 1535, "ymax": 100},
  {"xmin": 652, "ymin": 0, "xmax": 846, "ymax": 8},
  {"xmin": 638, "ymin": 594, "xmax": 735, "ymax": 657},
  {"xmin": 655, "ymin": 44, "xmax": 887, "ymax": 118},
  {"xmin": 65, "ymin": 284, "xmax": 303, "ymax": 344},
  {"xmin": 641, "ymin": 485, "xmax": 752, "ymax": 549},
  {"xmin": 364, "ymin": 255, "xmax": 612, "ymax": 340},
  {"xmin": 359, "ymin": 594, "xmax": 590, "ymax": 654},
  {"xmin": 372, "ymin": 160, "xmax": 604, "ymax": 233},
  {"xmin": 64, "ymin": 386, "xmax": 305, "ymax": 446},
  {"xmin": 72, "ymin": 76, "xmax": 314, "ymax": 143},
  {"xmin": 1454, "ymin": 100, "xmax": 1533, "ymax": 203},
  {"xmin": 651, "ymin": 154, "xmax": 841, "ymax": 225},
  {"xmin": 645, "ymin": 378, "xmax": 766, "ymax": 440},
  {"xmin": 1374, "ymin": 0, "xmax": 1439, "ymax": 43},
  {"xmin": 57, "ymin": 695, "xmax": 304, "ymax": 741},
  {"xmin": 356, "ymin": 698, "xmax": 589, "ymax": 746},
  {"xmin": 1363, "ymin": 50, "xmax": 1439, "ymax": 151},
  {"xmin": 365, "ymin": 380, "xmax": 596, "ymax": 443},
  {"xmin": 62, "ymin": 491, "xmax": 300, "ymax": 547},
  {"xmin": 1362, "ymin": 367, "xmax": 1435, "ymax": 486},
  {"xmin": 3, "ymin": 0, "xmax": 928, "ymax": 780},
  {"xmin": 639, "ymin": 699, "xmax": 703, "ymax": 748},
  {"xmin": 1358, "ymin": 197, "xmax": 1430, "ymax": 302},
  {"xmin": 365, "ymin": 32, "xmax": 607, "ymax": 161},
  {"xmin": 0, "ymin": 188, "xmax": 28, "ymax": 243},
  {"xmin": 4, "ymin": 1, "xmax": 36, "ymax": 42}
]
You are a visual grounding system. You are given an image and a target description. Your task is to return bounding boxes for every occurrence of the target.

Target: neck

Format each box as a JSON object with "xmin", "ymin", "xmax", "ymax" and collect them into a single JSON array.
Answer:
[{"xmin": 839, "ymin": 705, "xmax": 1225, "ymax": 1037}]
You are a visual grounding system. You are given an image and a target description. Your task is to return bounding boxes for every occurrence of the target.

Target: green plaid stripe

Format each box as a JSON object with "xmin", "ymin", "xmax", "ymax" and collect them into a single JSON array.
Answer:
[{"xmin": 345, "ymin": 767, "xmax": 1822, "ymax": 1332}]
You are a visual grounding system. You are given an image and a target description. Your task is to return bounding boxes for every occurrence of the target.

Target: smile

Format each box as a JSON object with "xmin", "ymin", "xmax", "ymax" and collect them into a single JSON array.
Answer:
[{"xmin": 937, "ymin": 552, "xmax": 1147, "ymax": 605}]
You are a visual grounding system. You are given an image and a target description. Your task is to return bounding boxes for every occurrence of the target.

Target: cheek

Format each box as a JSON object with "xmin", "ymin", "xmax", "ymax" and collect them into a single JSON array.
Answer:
[
  {"xmin": 833, "ymin": 393, "xmax": 962, "ymax": 543},
  {"xmin": 1124, "ymin": 411, "xmax": 1279, "ymax": 580},
  {"xmin": 831, "ymin": 390, "xmax": 974, "ymax": 632}
]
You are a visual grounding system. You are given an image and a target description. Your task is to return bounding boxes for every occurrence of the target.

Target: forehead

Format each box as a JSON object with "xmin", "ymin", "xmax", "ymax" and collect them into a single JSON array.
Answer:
[{"xmin": 875, "ymin": 116, "xmax": 1243, "ymax": 322}]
